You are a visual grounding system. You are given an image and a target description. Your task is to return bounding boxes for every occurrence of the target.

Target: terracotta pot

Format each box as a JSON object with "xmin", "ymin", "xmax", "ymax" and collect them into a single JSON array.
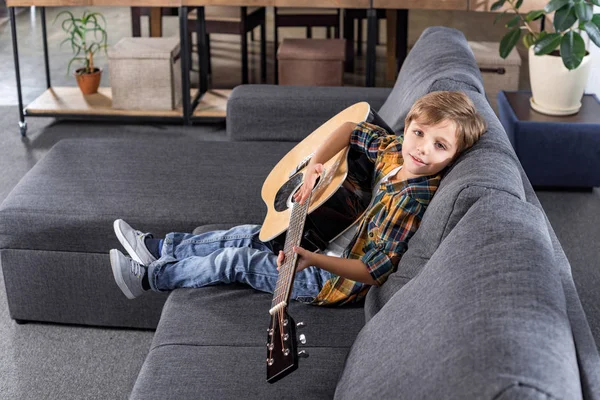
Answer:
[
  {"xmin": 528, "ymin": 47, "xmax": 592, "ymax": 116},
  {"xmin": 74, "ymin": 67, "xmax": 102, "ymax": 95}
]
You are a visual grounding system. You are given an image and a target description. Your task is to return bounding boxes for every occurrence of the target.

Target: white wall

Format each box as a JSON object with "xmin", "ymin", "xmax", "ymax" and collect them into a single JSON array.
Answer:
[{"xmin": 586, "ymin": 6, "xmax": 600, "ymax": 94}]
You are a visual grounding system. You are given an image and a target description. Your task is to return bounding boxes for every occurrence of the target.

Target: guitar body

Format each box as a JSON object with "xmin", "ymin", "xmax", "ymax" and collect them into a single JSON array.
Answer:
[{"xmin": 259, "ymin": 102, "xmax": 394, "ymax": 252}]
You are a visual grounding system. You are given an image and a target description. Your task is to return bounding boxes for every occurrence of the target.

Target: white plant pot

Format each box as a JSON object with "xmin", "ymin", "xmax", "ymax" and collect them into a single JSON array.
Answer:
[{"xmin": 528, "ymin": 46, "xmax": 592, "ymax": 115}]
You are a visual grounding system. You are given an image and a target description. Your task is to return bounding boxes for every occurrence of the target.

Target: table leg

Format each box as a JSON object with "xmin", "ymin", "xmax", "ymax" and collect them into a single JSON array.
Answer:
[
  {"xmin": 343, "ymin": 9, "xmax": 354, "ymax": 72},
  {"xmin": 260, "ymin": 14, "xmax": 267, "ymax": 84},
  {"xmin": 131, "ymin": 7, "xmax": 141, "ymax": 37},
  {"xmin": 9, "ymin": 7, "xmax": 26, "ymax": 136},
  {"xmin": 179, "ymin": 6, "xmax": 191, "ymax": 125},
  {"xmin": 385, "ymin": 9, "xmax": 396, "ymax": 82},
  {"xmin": 150, "ymin": 7, "xmax": 162, "ymax": 37},
  {"xmin": 396, "ymin": 9, "xmax": 408, "ymax": 75},
  {"xmin": 366, "ymin": 8, "xmax": 377, "ymax": 87},
  {"xmin": 196, "ymin": 7, "xmax": 208, "ymax": 95},
  {"xmin": 41, "ymin": 7, "xmax": 51, "ymax": 89}
]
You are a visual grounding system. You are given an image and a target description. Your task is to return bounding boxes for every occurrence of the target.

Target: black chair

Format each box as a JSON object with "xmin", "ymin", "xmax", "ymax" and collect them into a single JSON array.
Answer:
[
  {"xmin": 343, "ymin": 8, "xmax": 386, "ymax": 72},
  {"xmin": 188, "ymin": 7, "xmax": 267, "ymax": 85},
  {"xmin": 130, "ymin": 7, "xmax": 266, "ymax": 85}
]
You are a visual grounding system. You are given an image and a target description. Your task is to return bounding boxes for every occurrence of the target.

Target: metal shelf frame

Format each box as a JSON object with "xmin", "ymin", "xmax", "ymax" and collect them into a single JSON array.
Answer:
[{"xmin": 8, "ymin": 5, "xmax": 213, "ymax": 136}]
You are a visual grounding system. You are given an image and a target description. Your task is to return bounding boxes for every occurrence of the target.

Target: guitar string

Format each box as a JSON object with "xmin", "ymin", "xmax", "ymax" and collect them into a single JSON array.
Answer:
[
  {"xmin": 284, "ymin": 198, "xmax": 308, "ymax": 301},
  {"xmin": 275, "ymin": 204, "xmax": 298, "ymax": 305},
  {"xmin": 279, "ymin": 197, "xmax": 309, "ymax": 305},
  {"xmin": 273, "ymin": 192, "xmax": 310, "ymax": 306},
  {"xmin": 277, "ymin": 203, "xmax": 299, "ymax": 305},
  {"xmin": 278, "ymin": 308, "xmax": 285, "ymax": 352}
]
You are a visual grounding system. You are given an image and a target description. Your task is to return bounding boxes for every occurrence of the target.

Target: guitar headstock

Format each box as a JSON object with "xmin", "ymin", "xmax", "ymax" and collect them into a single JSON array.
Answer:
[{"xmin": 266, "ymin": 309, "xmax": 306, "ymax": 383}]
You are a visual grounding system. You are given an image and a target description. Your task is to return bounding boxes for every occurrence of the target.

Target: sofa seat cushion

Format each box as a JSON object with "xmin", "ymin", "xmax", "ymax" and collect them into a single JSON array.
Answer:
[
  {"xmin": 151, "ymin": 286, "xmax": 364, "ymax": 348},
  {"xmin": 130, "ymin": 345, "xmax": 349, "ymax": 400},
  {"xmin": 130, "ymin": 286, "xmax": 365, "ymax": 399},
  {"xmin": 0, "ymin": 138, "xmax": 296, "ymax": 254},
  {"xmin": 336, "ymin": 190, "xmax": 589, "ymax": 399}
]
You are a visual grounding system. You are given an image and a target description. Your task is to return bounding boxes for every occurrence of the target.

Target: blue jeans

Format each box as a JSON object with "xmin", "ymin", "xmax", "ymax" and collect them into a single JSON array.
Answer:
[{"xmin": 147, "ymin": 224, "xmax": 333, "ymax": 303}]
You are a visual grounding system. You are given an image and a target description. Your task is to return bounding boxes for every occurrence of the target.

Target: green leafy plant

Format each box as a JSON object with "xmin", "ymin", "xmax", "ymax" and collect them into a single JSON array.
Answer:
[
  {"xmin": 493, "ymin": 0, "xmax": 600, "ymax": 69},
  {"xmin": 55, "ymin": 10, "xmax": 108, "ymax": 75}
]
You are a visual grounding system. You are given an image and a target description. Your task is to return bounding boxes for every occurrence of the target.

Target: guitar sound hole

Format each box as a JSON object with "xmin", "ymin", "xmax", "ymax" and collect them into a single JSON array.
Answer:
[
  {"xmin": 274, "ymin": 173, "xmax": 303, "ymax": 212},
  {"xmin": 274, "ymin": 174, "xmax": 322, "ymax": 212}
]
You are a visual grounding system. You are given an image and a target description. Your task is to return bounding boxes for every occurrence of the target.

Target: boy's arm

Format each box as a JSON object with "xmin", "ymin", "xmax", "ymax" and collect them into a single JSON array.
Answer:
[
  {"xmin": 295, "ymin": 121, "xmax": 356, "ymax": 205},
  {"xmin": 308, "ymin": 121, "xmax": 357, "ymax": 169},
  {"xmin": 278, "ymin": 247, "xmax": 377, "ymax": 286}
]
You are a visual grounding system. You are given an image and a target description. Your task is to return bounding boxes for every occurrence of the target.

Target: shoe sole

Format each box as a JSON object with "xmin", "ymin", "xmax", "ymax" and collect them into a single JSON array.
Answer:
[
  {"xmin": 110, "ymin": 249, "xmax": 136, "ymax": 300},
  {"xmin": 113, "ymin": 219, "xmax": 149, "ymax": 266}
]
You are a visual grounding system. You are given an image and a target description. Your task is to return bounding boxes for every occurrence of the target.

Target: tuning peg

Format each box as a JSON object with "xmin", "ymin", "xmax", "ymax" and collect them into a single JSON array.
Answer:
[
  {"xmin": 298, "ymin": 350, "xmax": 309, "ymax": 358},
  {"xmin": 297, "ymin": 321, "xmax": 306, "ymax": 328},
  {"xmin": 299, "ymin": 334, "xmax": 307, "ymax": 345}
]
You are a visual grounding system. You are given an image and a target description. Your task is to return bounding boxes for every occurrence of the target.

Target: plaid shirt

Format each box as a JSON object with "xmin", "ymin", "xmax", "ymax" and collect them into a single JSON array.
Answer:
[{"xmin": 312, "ymin": 122, "xmax": 441, "ymax": 306}]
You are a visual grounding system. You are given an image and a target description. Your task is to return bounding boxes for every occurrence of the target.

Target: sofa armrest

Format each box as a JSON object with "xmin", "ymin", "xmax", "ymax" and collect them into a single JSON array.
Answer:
[{"xmin": 226, "ymin": 85, "xmax": 392, "ymax": 142}]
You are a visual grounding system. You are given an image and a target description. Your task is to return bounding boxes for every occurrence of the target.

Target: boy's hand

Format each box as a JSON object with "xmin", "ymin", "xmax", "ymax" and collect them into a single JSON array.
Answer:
[
  {"xmin": 276, "ymin": 246, "xmax": 314, "ymax": 273},
  {"xmin": 293, "ymin": 163, "xmax": 324, "ymax": 205}
]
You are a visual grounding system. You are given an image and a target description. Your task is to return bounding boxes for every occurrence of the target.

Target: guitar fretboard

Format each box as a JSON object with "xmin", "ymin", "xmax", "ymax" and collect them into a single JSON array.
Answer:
[{"xmin": 269, "ymin": 189, "xmax": 313, "ymax": 314}]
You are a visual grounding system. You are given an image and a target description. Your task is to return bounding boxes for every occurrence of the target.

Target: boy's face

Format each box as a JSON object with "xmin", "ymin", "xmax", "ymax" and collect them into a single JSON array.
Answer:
[{"xmin": 401, "ymin": 118, "xmax": 459, "ymax": 179}]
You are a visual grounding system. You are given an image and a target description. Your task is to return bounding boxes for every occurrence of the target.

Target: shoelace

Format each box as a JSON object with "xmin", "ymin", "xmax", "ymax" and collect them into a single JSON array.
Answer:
[{"xmin": 130, "ymin": 259, "xmax": 145, "ymax": 279}]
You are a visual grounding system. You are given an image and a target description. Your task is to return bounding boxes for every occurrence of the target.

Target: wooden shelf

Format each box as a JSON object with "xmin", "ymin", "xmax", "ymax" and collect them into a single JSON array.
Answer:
[
  {"xmin": 25, "ymin": 87, "xmax": 229, "ymax": 119},
  {"xmin": 193, "ymin": 89, "xmax": 230, "ymax": 118}
]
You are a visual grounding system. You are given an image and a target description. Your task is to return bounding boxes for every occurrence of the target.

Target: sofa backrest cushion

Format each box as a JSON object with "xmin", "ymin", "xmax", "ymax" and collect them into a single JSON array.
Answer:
[
  {"xmin": 227, "ymin": 85, "xmax": 392, "ymax": 141},
  {"xmin": 365, "ymin": 90, "xmax": 525, "ymax": 315},
  {"xmin": 335, "ymin": 191, "xmax": 583, "ymax": 399},
  {"xmin": 377, "ymin": 26, "xmax": 485, "ymax": 133}
]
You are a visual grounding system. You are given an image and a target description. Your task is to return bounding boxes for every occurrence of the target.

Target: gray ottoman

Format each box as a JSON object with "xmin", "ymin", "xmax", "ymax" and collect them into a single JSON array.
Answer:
[{"xmin": 0, "ymin": 138, "xmax": 296, "ymax": 328}]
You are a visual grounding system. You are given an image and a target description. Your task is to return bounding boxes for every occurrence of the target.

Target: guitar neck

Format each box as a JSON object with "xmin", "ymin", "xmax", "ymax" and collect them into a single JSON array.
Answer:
[{"xmin": 269, "ymin": 190, "xmax": 313, "ymax": 314}]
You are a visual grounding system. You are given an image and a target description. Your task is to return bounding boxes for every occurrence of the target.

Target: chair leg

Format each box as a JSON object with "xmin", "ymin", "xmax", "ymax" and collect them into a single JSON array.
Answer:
[
  {"xmin": 241, "ymin": 34, "xmax": 248, "ymax": 85},
  {"xmin": 188, "ymin": 31, "xmax": 194, "ymax": 70},
  {"xmin": 274, "ymin": 8, "xmax": 279, "ymax": 84},
  {"xmin": 240, "ymin": 7, "xmax": 248, "ymax": 84},
  {"xmin": 260, "ymin": 21, "xmax": 266, "ymax": 83},
  {"xmin": 343, "ymin": 10, "xmax": 354, "ymax": 72},
  {"xmin": 131, "ymin": 7, "xmax": 142, "ymax": 37},
  {"xmin": 327, "ymin": 27, "xmax": 331, "ymax": 39},
  {"xmin": 376, "ymin": 18, "xmax": 380, "ymax": 45},
  {"xmin": 306, "ymin": 26, "xmax": 312, "ymax": 39},
  {"xmin": 251, "ymin": 29, "xmax": 255, "ymax": 41},
  {"xmin": 357, "ymin": 17, "xmax": 362, "ymax": 56},
  {"xmin": 206, "ymin": 33, "xmax": 211, "ymax": 75}
]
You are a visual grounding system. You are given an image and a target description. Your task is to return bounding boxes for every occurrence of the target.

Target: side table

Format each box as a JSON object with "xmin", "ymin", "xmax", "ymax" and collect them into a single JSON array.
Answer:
[{"xmin": 497, "ymin": 90, "xmax": 600, "ymax": 189}]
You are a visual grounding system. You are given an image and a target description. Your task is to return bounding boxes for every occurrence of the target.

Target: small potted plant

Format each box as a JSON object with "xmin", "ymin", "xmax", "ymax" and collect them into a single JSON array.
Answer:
[
  {"xmin": 55, "ymin": 10, "xmax": 108, "ymax": 95},
  {"xmin": 494, "ymin": 0, "xmax": 600, "ymax": 115}
]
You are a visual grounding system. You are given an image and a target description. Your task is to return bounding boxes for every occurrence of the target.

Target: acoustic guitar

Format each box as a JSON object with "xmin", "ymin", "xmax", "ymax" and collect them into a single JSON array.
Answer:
[{"xmin": 261, "ymin": 102, "xmax": 393, "ymax": 383}]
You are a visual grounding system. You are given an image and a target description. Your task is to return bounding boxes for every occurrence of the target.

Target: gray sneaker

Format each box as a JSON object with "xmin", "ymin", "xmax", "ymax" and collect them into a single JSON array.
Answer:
[
  {"xmin": 110, "ymin": 249, "xmax": 148, "ymax": 299},
  {"xmin": 113, "ymin": 219, "xmax": 157, "ymax": 266}
]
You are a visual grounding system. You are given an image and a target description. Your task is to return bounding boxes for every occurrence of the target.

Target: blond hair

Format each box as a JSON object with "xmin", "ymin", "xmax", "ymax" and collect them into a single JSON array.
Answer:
[{"xmin": 404, "ymin": 91, "xmax": 487, "ymax": 156}]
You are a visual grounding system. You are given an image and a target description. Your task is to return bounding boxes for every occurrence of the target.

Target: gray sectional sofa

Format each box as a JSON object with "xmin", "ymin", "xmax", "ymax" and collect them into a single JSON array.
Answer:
[{"xmin": 1, "ymin": 27, "xmax": 599, "ymax": 399}]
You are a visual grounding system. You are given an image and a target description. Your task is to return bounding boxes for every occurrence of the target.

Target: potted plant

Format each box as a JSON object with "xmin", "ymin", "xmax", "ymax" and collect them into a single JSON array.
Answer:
[
  {"xmin": 494, "ymin": 0, "xmax": 600, "ymax": 115},
  {"xmin": 55, "ymin": 10, "xmax": 108, "ymax": 95}
]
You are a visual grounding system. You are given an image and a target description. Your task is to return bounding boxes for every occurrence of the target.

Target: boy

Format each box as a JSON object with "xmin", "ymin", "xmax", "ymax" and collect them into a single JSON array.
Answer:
[{"xmin": 109, "ymin": 91, "xmax": 487, "ymax": 306}]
